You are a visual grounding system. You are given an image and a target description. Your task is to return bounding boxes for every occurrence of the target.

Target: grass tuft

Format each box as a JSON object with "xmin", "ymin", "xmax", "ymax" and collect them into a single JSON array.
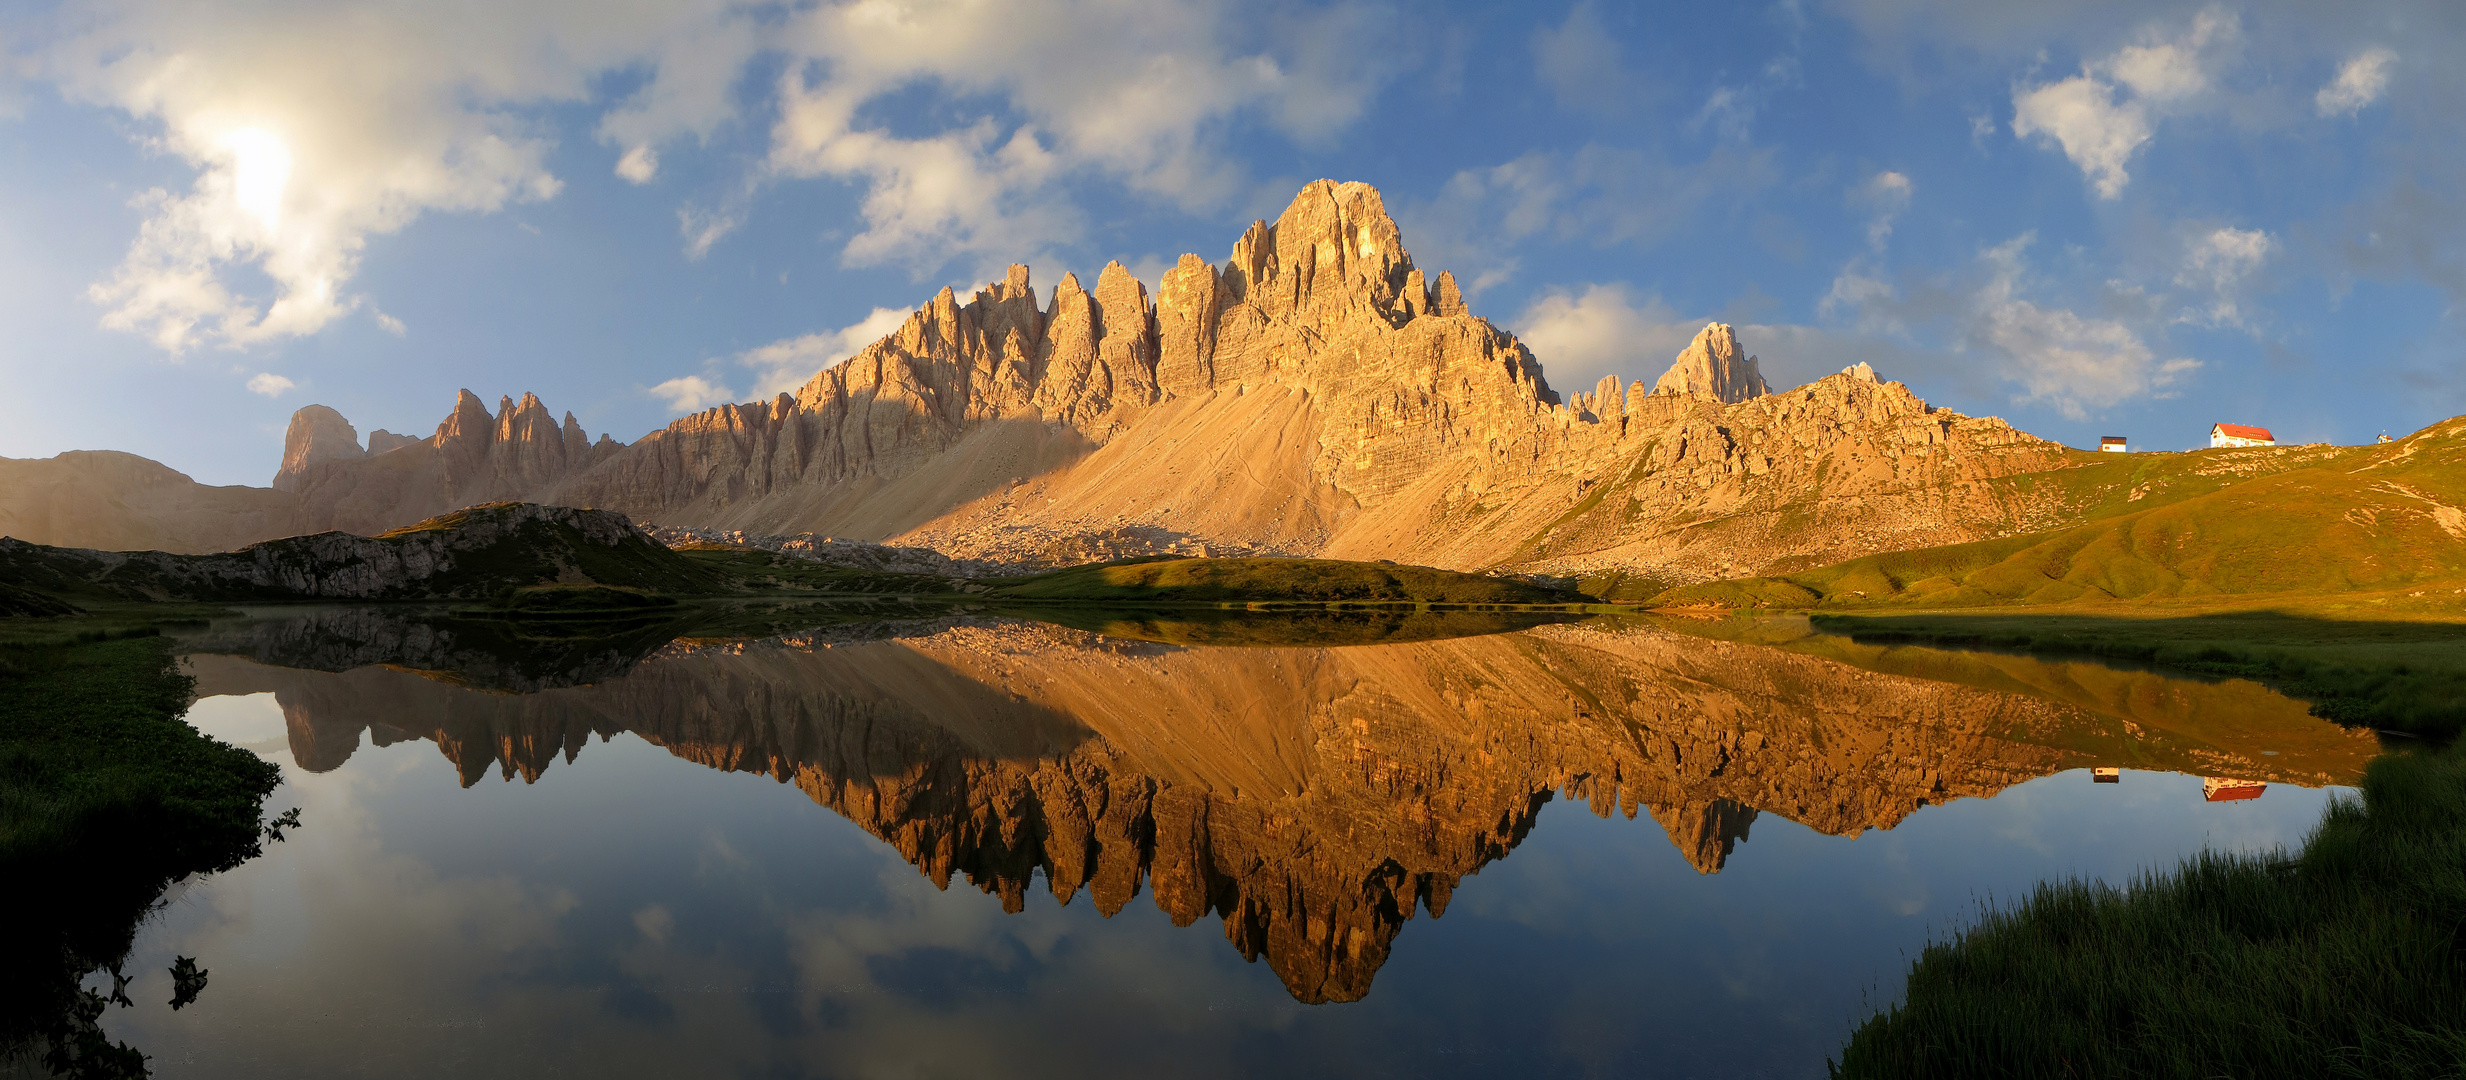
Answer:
[{"xmin": 1835, "ymin": 742, "xmax": 2466, "ymax": 1079}]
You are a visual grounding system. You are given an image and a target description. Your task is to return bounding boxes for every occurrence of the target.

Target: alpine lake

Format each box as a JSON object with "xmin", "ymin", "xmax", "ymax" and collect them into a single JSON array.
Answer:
[{"xmin": 82, "ymin": 599, "xmax": 2383, "ymax": 1079}]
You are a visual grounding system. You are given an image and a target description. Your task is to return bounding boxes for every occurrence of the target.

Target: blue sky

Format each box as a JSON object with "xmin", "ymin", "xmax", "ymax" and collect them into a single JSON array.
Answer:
[{"xmin": 3, "ymin": 0, "xmax": 2460, "ymax": 485}]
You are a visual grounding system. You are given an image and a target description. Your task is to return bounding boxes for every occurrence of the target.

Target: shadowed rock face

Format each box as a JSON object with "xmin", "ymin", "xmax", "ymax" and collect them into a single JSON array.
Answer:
[
  {"xmin": 180, "ymin": 616, "xmax": 2372, "ymax": 1005},
  {"xmin": 0, "ymin": 451, "xmax": 301, "ymax": 554},
  {"xmin": 280, "ymin": 391, "xmax": 624, "ymax": 536}
]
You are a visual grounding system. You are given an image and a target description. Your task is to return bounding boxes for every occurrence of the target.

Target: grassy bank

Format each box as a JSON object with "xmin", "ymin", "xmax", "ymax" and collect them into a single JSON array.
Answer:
[
  {"xmin": 1835, "ymin": 742, "xmax": 2466, "ymax": 1078},
  {"xmin": 1811, "ymin": 606, "xmax": 2466, "ymax": 1076},
  {"xmin": 2, "ymin": 627, "xmax": 287, "ymax": 1076},
  {"xmin": 1808, "ymin": 608, "xmax": 2466, "ymax": 738}
]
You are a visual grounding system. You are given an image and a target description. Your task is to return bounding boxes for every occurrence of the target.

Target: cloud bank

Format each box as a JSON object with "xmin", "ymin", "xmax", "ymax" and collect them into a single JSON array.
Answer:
[{"xmin": 31, "ymin": 0, "xmax": 1399, "ymax": 353}]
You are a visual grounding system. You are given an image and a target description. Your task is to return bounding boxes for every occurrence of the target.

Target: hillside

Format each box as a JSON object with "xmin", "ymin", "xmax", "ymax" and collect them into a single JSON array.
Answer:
[
  {"xmin": 0, "ymin": 502, "xmax": 724, "ymax": 602},
  {"xmin": 0, "ymin": 450, "xmax": 303, "ymax": 554},
  {"xmin": 1653, "ymin": 416, "xmax": 2466, "ymax": 609}
]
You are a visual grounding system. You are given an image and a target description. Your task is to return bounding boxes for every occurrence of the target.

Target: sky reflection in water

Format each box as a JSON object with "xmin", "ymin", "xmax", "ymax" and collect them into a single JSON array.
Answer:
[{"xmin": 108, "ymin": 613, "xmax": 2365, "ymax": 1079}]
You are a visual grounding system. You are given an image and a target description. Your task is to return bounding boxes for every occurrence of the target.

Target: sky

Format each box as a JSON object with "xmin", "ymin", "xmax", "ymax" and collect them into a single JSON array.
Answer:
[{"xmin": 2, "ymin": 0, "xmax": 2461, "ymax": 487}]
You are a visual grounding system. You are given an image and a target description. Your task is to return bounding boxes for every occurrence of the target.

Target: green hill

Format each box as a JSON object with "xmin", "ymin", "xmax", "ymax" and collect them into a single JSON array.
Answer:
[{"xmin": 1653, "ymin": 417, "xmax": 2466, "ymax": 611}]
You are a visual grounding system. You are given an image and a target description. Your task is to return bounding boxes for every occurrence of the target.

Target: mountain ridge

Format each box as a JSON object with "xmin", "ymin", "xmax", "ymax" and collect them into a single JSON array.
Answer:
[{"xmin": 0, "ymin": 179, "xmax": 2358, "ymax": 587}]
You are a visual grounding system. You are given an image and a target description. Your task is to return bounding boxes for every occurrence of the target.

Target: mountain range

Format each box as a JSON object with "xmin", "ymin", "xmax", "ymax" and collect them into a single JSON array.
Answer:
[{"xmin": 0, "ymin": 180, "xmax": 2432, "ymax": 590}]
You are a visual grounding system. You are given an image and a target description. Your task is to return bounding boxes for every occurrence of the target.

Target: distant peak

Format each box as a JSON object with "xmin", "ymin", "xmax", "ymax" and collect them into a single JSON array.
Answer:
[
  {"xmin": 1654, "ymin": 323, "xmax": 1771, "ymax": 404},
  {"xmin": 273, "ymin": 403, "xmax": 365, "ymax": 490}
]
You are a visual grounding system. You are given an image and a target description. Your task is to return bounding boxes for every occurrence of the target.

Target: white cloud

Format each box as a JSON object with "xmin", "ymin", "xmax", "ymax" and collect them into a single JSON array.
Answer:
[
  {"xmin": 39, "ymin": 0, "xmax": 1398, "ymax": 350},
  {"xmin": 647, "ymin": 375, "xmax": 737, "ymax": 414},
  {"xmin": 752, "ymin": 0, "xmax": 1402, "ymax": 272},
  {"xmin": 1854, "ymin": 171, "xmax": 1914, "ymax": 250},
  {"xmin": 2175, "ymin": 226, "xmax": 2274, "ymax": 327},
  {"xmin": 1821, "ymin": 261, "xmax": 1898, "ymax": 321},
  {"xmin": 615, "ymin": 144, "xmax": 660, "ymax": 184},
  {"xmin": 1510, "ymin": 281, "xmax": 1975, "ymax": 401},
  {"xmin": 2317, "ymin": 47, "xmax": 2397, "ymax": 117},
  {"xmin": 2010, "ymin": 6, "xmax": 2237, "ymax": 200},
  {"xmin": 1402, "ymin": 142, "xmax": 1778, "ymax": 295},
  {"xmin": 645, "ymin": 305, "xmax": 914, "ymax": 417},
  {"xmin": 2012, "ymin": 76, "xmax": 2151, "ymax": 200},
  {"xmin": 1972, "ymin": 235, "xmax": 2198, "ymax": 418},
  {"xmin": 1513, "ymin": 283, "xmax": 1692, "ymax": 391},
  {"xmin": 373, "ymin": 310, "xmax": 407, "ymax": 336},
  {"xmin": 246, "ymin": 372, "xmax": 295, "ymax": 397},
  {"xmin": 737, "ymin": 307, "xmax": 912, "ymax": 399},
  {"xmin": 37, "ymin": 0, "xmax": 752, "ymax": 353},
  {"xmin": 1819, "ymin": 236, "xmax": 2197, "ymax": 419},
  {"xmin": 1531, "ymin": 2, "xmax": 1628, "ymax": 111}
]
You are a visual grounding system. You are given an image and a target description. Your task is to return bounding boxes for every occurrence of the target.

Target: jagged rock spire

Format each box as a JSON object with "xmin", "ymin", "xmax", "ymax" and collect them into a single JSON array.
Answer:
[
  {"xmin": 1653, "ymin": 323, "xmax": 1770, "ymax": 403},
  {"xmin": 273, "ymin": 405, "xmax": 364, "ymax": 491}
]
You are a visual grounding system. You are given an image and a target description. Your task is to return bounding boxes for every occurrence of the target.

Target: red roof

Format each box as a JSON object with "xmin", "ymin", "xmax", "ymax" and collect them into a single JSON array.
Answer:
[
  {"xmin": 2213, "ymin": 423, "xmax": 2274, "ymax": 441},
  {"xmin": 2202, "ymin": 777, "xmax": 2267, "ymax": 802}
]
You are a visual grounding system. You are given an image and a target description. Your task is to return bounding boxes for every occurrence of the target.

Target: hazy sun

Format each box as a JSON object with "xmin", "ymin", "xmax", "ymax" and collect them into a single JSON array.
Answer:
[{"xmin": 225, "ymin": 127, "xmax": 293, "ymax": 230}]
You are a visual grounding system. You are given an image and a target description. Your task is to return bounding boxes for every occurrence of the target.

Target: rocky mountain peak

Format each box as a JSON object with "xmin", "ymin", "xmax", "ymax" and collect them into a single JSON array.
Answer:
[
  {"xmin": 274, "ymin": 405, "xmax": 365, "ymax": 491},
  {"xmin": 1653, "ymin": 323, "xmax": 1771, "ymax": 403},
  {"xmin": 1225, "ymin": 179, "xmax": 1414, "ymax": 321},
  {"xmin": 437, "ymin": 389, "xmax": 495, "ymax": 445}
]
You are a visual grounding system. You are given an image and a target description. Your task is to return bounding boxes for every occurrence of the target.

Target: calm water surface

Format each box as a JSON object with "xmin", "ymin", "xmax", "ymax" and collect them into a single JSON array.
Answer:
[{"xmin": 94, "ymin": 609, "xmax": 2376, "ymax": 1079}]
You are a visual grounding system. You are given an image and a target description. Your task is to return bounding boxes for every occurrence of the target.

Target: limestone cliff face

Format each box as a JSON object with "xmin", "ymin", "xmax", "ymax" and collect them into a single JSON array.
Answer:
[
  {"xmin": 1650, "ymin": 323, "xmax": 1770, "ymax": 403},
  {"xmin": 518, "ymin": 179, "xmax": 2072, "ymax": 583},
  {"xmin": 182, "ymin": 616, "xmax": 2369, "ymax": 1004},
  {"xmin": 273, "ymin": 405, "xmax": 365, "ymax": 492},
  {"xmin": 536, "ymin": 181, "xmax": 1559, "ymax": 558},
  {"xmin": 280, "ymin": 392, "xmax": 623, "ymax": 536},
  {"xmin": 1355, "ymin": 361, "xmax": 2075, "ymax": 581}
]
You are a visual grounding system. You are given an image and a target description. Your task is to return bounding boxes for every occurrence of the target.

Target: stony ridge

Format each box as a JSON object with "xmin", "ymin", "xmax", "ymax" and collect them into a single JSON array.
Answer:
[{"xmin": 0, "ymin": 503, "xmax": 697, "ymax": 601}]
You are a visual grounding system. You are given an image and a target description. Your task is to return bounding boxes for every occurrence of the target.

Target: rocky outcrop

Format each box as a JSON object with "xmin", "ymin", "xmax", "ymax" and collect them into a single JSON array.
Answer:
[
  {"xmin": 273, "ymin": 405, "xmax": 366, "ymax": 492},
  {"xmin": 1651, "ymin": 323, "xmax": 1771, "ymax": 403},
  {"xmin": 184, "ymin": 614, "xmax": 2373, "ymax": 1004},
  {"xmin": 1, "ymin": 502, "xmax": 707, "ymax": 601}
]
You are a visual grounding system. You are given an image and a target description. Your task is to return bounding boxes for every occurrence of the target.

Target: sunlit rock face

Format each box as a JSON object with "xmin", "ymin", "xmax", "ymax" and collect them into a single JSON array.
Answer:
[
  {"xmin": 534, "ymin": 179, "xmax": 2076, "ymax": 582},
  {"xmin": 183, "ymin": 617, "xmax": 2373, "ymax": 1004},
  {"xmin": 273, "ymin": 405, "xmax": 365, "ymax": 492},
  {"xmin": 1649, "ymin": 323, "xmax": 1770, "ymax": 404},
  {"xmin": 131, "ymin": 179, "xmax": 2073, "ymax": 583}
]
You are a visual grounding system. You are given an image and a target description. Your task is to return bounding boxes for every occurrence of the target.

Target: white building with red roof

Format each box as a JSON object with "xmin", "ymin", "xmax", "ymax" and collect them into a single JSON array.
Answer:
[{"xmin": 2209, "ymin": 422, "xmax": 2275, "ymax": 448}]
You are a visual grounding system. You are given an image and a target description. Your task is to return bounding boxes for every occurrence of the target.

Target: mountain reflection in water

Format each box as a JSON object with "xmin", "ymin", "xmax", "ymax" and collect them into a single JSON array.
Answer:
[{"xmin": 179, "ymin": 609, "xmax": 2374, "ymax": 1006}]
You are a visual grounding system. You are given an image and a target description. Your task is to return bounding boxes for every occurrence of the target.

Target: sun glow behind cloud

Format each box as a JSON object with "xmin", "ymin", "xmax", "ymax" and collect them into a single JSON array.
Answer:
[{"xmin": 225, "ymin": 127, "xmax": 294, "ymax": 231}]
